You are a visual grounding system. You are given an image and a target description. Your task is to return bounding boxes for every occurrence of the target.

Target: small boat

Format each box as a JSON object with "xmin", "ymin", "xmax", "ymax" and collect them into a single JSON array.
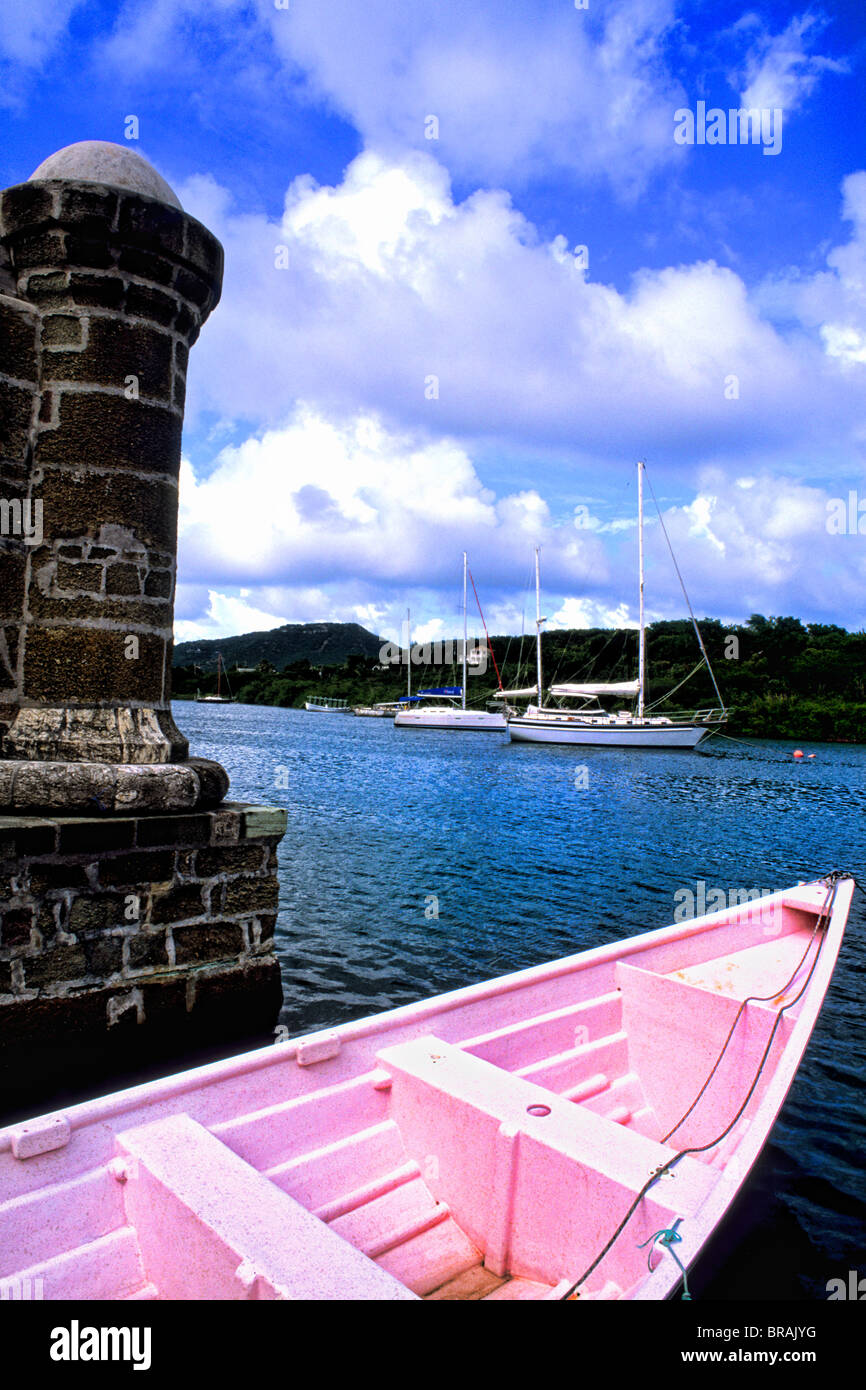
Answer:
[
  {"xmin": 352, "ymin": 706, "xmax": 390, "ymax": 718},
  {"xmin": 507, "ymin": 464, "xmax": 728, "ymax": 748},
  {"xmin": 0, "ymin": 874, "xmax": 851, "ymax": 1301},
  {"xmin": 194, "ymin": 653, "xmax": 233, "ymax": 704},
  {"xmin": 304, "ymin": 697, "xmax": 351, "ymax": 713}
]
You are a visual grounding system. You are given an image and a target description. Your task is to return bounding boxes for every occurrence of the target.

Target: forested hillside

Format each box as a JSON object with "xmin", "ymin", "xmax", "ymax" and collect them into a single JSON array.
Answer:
[
  {"xmin": 173, "ymin": 622, "xmax": 382, "ymax": 672},
  {"xmin": 172, "ymin": 615, "xmax": 866, "ymax": 742}
]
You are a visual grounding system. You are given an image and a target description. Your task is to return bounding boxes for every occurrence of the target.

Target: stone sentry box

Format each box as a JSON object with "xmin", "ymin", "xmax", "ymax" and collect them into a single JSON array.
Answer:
[{"xmin": 0, "ymin": 143, "xmax": 286, "ymax": 1118}]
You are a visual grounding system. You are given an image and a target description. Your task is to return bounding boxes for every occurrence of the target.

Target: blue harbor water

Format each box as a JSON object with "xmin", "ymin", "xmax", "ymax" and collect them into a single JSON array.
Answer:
[{"xmin": 177, "ymin": 700, "xmax": 866, "ymax": 1300}]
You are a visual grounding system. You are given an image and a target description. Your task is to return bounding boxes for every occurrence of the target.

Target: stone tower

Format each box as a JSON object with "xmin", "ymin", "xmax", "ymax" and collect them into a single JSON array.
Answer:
[{"xmin": 0, "ymin": 143, "xmax": 286, "ymax": 1118}]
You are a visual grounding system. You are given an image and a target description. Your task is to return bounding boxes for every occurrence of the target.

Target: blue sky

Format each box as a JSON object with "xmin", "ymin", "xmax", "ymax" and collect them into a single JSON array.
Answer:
[{"xmin": 2, "ymin": 0, "xmax": 865, "ymax": 642}]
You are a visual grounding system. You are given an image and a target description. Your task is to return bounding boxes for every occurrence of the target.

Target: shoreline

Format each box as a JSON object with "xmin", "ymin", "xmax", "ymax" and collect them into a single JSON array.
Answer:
[{"xmin": 172, "ymin": 694, "xmax": 866, "ymax": 748}]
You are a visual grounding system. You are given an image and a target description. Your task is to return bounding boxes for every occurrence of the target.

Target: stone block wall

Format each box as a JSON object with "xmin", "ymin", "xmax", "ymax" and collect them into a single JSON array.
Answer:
[
  {"xmin": 0, "ymin": 292, "xmax": 40, "ymax": 747},
  {"xmin": 0, "ymin": 802, "xmax": 286, "ymax": 1121}
]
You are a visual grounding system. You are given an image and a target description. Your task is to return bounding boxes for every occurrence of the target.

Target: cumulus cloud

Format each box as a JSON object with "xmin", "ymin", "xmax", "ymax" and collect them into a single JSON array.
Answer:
[
  {"xmin": 178, "ymin": 405, "xmax": 604, "ymax": 575},
  {"xmin": 178, "ymin": 149, "xmax": 864, "ymax": 468},
  {"xmin": 94, "ymin": 0, "xmax": 686, "ymax": 195},
  {"xmin": 175, "ymin": 406, "xmax": 866, "ymax": 642},
  {"xmin": 0, "ymin": 0, "xmax": 84, "ymax": 66},
  {"xmin": 168, "ymin": 148, "xmax": 866, "ymax": 640},
  {"xmin": 550, "ymin": 598, "xmax": 637, "ymax": 630},
  {"xmin": 755, "ymin": 170, "xmax": 866, "ymax": 372},
  {"xmin": 632, "ymin": 470, "xmax": 866, "ymax": 625},
  {"xmin": 173, "ymin": 589, "xmax": 293, "ymax": 645},
  {"xmin": 264, "ymin": 0, "xmax": 687, "ymax": 195},
  {"xmin": 175, "ymin": 406, "xmax": 618, "ymax": 640}
]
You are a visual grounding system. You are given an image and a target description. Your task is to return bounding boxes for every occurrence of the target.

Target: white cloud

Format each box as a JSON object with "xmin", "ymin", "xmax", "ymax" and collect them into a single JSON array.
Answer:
[
  {"xmin": 176, "ymin": 405, "xmax": 866, "ymax": 642},
  {"xmin": 174, "ymin": 589, "xmax": 291, "ymax": 644},
  {"xmin": 755, "ymin": 170, "xmax": 866, "ymax": 374},
  {"xmin": 178, "ymin": 149, "xmax": 863, "ymax": 468},
  {"xmin": 168, "ymin": 149, "xmax": 866, "ymax": 638},
  {"xmin": 550, "ymin": 598, "xmax": 637, "ymax": 630},
  {"xmin": 87, "ymin": 0, "xmax": 689, "ymax": 195},
  {"xmin": 736, "ymin": 12, "xmax": 848, "ymax": 113},
  {"xmin": 0, "ymin": 0, "xmax": 84, "ymax": 66},
  {"xmin": 175, "ymin": 406, "xmax": 611, "ymax": 641},
  {"xmin": 0, "ymin": 0, "xmax": 86, "ymax": 107},
  {"xmin": 265, "ymin": 0, "xmax": 686, "ymax": 195},
  {"xmin": 634, "ymin": 470, "xmax": 866, "ymax": 624}
]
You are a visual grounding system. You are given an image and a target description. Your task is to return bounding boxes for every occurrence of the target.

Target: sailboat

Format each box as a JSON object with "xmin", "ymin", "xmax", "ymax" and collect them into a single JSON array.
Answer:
[
  {"xmin": 507, "ymin": 463, "xmax": 727, "ymax": 748},
  {"xmin": 194, "ymin": 653, "xmax": 233, "ymax": 704},
  {"xmin": 394, "ymin": 557, "xmax": 507, "ymax": 731}
]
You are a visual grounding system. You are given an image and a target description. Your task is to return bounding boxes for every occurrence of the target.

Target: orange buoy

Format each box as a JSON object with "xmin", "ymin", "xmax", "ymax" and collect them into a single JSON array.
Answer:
[{"xmin": 793, "ymin": 749, "xmax": 804, "ymax": 759}]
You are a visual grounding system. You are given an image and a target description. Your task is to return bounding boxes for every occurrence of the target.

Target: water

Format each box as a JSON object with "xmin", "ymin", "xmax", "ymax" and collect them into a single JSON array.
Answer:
[{"xmin": 177, "ymin": 701, "xmax": 866, "ymax": 1299}]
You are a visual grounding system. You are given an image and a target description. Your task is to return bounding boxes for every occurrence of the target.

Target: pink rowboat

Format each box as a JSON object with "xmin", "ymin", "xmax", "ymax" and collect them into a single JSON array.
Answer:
[{"xmin": 0, "ymin": 874, "xmax": 852, "ymax": 1302}]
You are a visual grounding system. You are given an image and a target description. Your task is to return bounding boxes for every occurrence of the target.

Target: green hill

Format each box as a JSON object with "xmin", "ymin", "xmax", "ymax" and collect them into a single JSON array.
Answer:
[{"xmin": 172, "ymin": 622, "xmax": 383, "ymax": 674}]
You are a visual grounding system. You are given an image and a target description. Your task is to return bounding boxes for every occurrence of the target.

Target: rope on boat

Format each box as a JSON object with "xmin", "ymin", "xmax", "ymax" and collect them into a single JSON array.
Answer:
[
  {"xmin": 704, "ymin": 731, "xmax": 852, "ymax": 763},
  {"xmin": 637, "ymin": 1218, "xmax": 691, "ymax": 1300},
  {"xmin": 560, "ymin": 871, "xmax": 848, "ymax": 1302},
  {"xmin": 644, "ymin": 660, "xmax": 706, "ymax": 712},
  {"xmin": 707, "ymin": 731, "xmax": 804, "ymax": 759}
]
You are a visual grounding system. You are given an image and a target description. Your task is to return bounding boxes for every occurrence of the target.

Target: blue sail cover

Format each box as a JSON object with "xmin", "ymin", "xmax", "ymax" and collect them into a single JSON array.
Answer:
[{"xmin": 398, "ymin": 687, "xmax": 462, "ymax": 703}]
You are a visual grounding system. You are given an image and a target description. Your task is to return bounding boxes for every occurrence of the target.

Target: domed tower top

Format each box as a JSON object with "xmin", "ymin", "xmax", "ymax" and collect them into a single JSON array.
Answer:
[{"xmin": 28, "ymin": 140, "xmax": 182, "ymax": 209}]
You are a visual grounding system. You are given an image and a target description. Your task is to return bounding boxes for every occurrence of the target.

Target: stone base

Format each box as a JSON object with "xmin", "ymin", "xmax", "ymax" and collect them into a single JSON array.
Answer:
[
  {"xmin": 0, "ymin": 801, "xmax": 286, "ymax": 1121},
  {"xmin": 2, "ymin": 706, "xmax": 190, "ymax": 763},
  {"xmin": 0, "ymin": 756, "xmax": 229, "ymax": 814}
]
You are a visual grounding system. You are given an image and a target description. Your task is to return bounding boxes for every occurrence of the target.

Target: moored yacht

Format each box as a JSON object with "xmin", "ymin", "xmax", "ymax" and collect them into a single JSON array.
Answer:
[
  {"xmin": 194, "ymin": 652, "xmax": 233, "ymax": 704},
  {"xmin": 393, "ymin": 556, "xmax": 507, "ymax": 732},
  {"xmin": 394, "ymin": 689, "xmax": 506, "ymax": 731},
  {"xmin": 507, "ymin": 464, "xmax": 727, "ymax": 748}
]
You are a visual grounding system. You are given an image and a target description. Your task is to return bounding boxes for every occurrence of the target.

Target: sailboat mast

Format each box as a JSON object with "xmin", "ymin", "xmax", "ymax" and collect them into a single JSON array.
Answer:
[
  {"xmin": 216, "ymin": 653, "xmax": 222, "ymax": 699},
  {"xmin": 637, "ymin": 461, "xmax": 646, "ymax": 719},
  {"xmin": 406, "ymin": 608, "xmax": 411, "ymax": 701},
  {"xmin": 462, "ymin": 552, "xmax": 467, "ymax": 711},
  {"xmin": 535, "ymin": 546, "xmax": 543, "ymax": 707}
]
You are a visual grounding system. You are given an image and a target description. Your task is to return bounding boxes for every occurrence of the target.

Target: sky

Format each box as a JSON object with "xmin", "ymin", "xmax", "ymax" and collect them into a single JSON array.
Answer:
[{"xmin": 1, "ymin": 0, "xmax": 865, "ymax": 645}]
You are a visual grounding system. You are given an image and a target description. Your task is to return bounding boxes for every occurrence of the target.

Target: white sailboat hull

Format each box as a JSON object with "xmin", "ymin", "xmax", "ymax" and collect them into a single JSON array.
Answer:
[
  {"xmin": 395, "ymin": 709, "xmax": 507, "ymax": 731},
  {"xmin": 508, "ymin": 716, "xmax": 713, "ymax": 747}
]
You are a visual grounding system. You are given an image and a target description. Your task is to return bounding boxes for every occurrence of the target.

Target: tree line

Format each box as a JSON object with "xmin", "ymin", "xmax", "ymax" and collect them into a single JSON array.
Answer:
[{"xmin": 172, "ymin": 614, "xmax": 866, "ymax": 743}]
